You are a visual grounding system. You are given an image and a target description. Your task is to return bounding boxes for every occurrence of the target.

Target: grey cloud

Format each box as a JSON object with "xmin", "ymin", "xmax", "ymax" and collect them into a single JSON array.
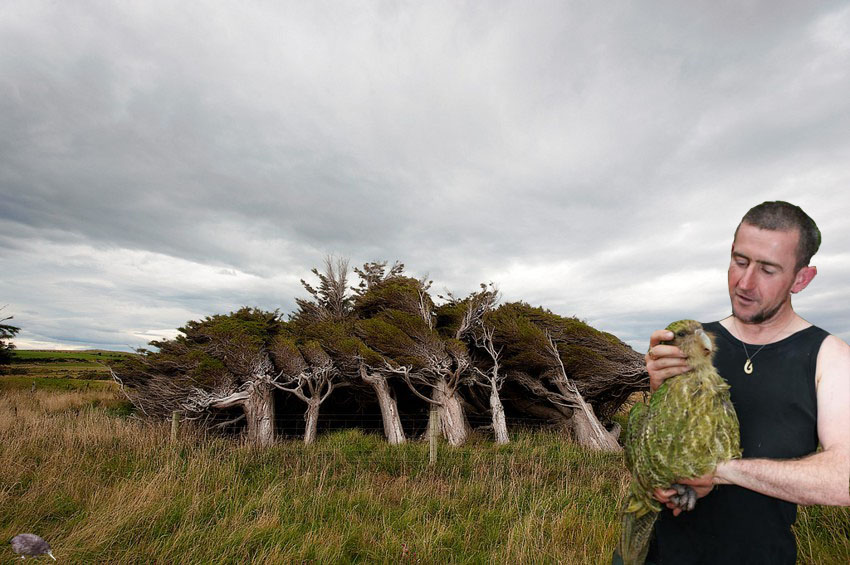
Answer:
[{"xmin": 2, "ymin": 1, "xmax": 848, "ymax": 350}]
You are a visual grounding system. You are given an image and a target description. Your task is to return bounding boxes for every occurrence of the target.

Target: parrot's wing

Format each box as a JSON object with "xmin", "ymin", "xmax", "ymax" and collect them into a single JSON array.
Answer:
[{"xmin": 623, "ymin": 401, "xmax": 648, "ymax": 472}]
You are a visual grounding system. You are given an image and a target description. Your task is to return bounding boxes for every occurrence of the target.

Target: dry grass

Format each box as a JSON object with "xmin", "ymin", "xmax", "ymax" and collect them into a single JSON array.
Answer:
[{"xmin": 1, "ymin": 389, "xmax": 847, "ymax": 564}]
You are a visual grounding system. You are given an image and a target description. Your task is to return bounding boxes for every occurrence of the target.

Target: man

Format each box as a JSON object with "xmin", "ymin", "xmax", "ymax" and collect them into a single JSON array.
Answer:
[{"xmin": 644, "ymin": 201, "xmax": 850, "ymax": 563}]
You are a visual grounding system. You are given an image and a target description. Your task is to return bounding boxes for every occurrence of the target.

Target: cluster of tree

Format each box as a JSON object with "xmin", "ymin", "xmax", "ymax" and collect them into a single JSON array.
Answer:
[
  {"xmin": 1, "ymin": 307, "xmax": 20, "ymax": 366},
  {"xmin": 113, "ymin": 259, "xmax": 647, "ymax": 450}
]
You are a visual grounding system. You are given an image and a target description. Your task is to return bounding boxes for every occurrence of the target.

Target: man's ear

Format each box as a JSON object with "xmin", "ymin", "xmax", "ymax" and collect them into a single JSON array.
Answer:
[{"xmin": 791, "ymin": 266, "xmax": 817, "ymax": 294}]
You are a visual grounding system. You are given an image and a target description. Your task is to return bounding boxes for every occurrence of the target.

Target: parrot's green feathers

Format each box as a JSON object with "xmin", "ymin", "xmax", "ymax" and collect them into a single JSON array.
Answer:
[
  {"xmin": 617, "ymin": 319, "xmax": 741, "ymax": 565},
  {"xmin": 664, "ymin": 319, "xmax": 695, "ymax": 338}
]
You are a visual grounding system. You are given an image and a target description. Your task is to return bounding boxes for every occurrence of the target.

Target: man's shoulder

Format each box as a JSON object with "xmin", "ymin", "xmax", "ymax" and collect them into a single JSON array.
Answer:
[
  {"xmin": 814, "ymin": 333, "xmax": 850, "ymax": 391},
  {"xmin": 818, "ymin": 334, "xmax": 850, "ymax": 365}
]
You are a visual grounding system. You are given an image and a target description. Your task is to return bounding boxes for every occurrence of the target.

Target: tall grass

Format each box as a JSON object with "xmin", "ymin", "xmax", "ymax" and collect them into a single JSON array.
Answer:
[
  {"xmin": 1, "ymin": 390, "xmax": 847, "ymax": 564},
  {"xmin": 0, "ymin": 376, "xmax": 116, "ymax": 391}
]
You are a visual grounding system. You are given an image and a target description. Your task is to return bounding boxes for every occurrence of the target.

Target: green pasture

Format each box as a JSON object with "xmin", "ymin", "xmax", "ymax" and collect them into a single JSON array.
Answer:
[
  {"xmin": 10, "ymin": 350, "xmax": 132, "ymax": 362},
  {"xmin": 1, "ymin": 390, "xmax": 847, "ymax": 564},
  {"xmin": 2, "ymin": 349, "xmax": 133, "ymax": 381}
]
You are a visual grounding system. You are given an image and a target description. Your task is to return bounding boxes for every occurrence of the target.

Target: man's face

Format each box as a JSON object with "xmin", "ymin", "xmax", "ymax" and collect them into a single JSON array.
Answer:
[{"xmin": 728, "ymin": 223, "xmax": 802, "ymax": 324}]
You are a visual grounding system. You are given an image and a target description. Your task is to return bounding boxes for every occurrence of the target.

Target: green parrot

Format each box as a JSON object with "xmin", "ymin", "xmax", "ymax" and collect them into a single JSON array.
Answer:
[{"xmin": 617, "ymin": 320, "xmax": 741, "ymax": 565}]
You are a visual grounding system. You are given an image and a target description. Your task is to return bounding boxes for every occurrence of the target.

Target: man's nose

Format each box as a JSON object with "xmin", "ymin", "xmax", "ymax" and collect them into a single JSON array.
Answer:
[{"xmin": 738, "ymin": 266, "xmax": 756, "ymax": 289}]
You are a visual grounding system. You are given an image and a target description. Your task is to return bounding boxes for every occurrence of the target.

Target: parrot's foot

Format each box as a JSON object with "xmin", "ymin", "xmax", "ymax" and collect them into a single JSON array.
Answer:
[{"xmin": 669, "ymin": 483, "xmax": 697, "ymax": 512}]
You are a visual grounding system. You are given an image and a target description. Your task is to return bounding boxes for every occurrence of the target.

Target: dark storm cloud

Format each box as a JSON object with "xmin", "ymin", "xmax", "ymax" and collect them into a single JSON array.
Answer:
[{"xmin": 1, "ymin": 1, "xmax": 848, "ymax": 350}]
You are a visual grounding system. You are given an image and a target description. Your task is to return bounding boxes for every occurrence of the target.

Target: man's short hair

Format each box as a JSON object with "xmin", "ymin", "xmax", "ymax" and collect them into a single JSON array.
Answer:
[{"xmin": 737, "ymin": 201, "xmax": 821, "ymax": 270}]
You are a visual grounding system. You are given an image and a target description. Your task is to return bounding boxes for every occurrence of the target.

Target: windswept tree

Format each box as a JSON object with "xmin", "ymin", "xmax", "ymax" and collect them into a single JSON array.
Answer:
[
  {"xmin": 510, "ymin": 303, "xmax": 646, "ymax": 423},
  {"xmin": 544, "ymin": 331, "xmax": 620, "ymax": 450},
  {"xmin": 351, "ymin": 261, "xmax": 405, "ymax": 296},
  {"xmin": 297, "ymin": 256, "xmax": 353, "ymax": 323},
  {"xmin": 1, "ymin": 307, "xmax": 20, "ymax": 366},
  {"xmin": 355, "ymin": 275, "xmax": 473, "ymax": 446},
  {"xmin": 477, "ymin": 302, "xmax": 644, "ymax": 450},
  {"xmin": 302, "ymin": 319, "xmax": 408, "ymax": 445},
  {"xmin": 471, "ymin": 324, "xmax": 509, "ymax": 444},
  {"xmin": 436, "ymin": 284, "xmax": 508, "ymax": 443},
  {"xmin": 113, "ymin": 307, "xmax": 286, "ymax": 446},
  {"xmin": 112, "ymin": 258, "xmax": 647, "ymax": 451},
  {"xmin": 292, "ymin": 257, "xmax": 408, "ymax": 444},
  {"xmin": 272, "ymin": 337, "xmax": 342, "ymax": 444}
]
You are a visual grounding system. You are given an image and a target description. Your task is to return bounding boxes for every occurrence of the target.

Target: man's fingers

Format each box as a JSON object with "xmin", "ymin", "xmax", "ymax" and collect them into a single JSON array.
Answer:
[
  {"xmin": 649, "ymin": 366, "xmax": 690, "ymax": 392},
  {"xmin": 646, "ymin": 331, "xmax": 691, "ymax": 392},
  {"xmin": 647, "ymin": 344, "xmax": 688, "ymax": 360},
  {"xmin": 653, "ymin": 487, "xmax": 676, "ymax": 503},
  {"xmin": 650, "ymin": 357, "xmax": 691, "ymax": 371},
  {"xmin": 648, "ymin": 330, "xmax": 674, "ymax": 348}
]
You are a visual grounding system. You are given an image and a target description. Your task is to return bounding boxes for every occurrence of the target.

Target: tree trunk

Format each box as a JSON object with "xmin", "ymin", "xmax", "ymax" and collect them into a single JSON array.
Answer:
[
  {"xmin": 244, "ymin": 383, "xmax": 276, "ymax": 447},
  {"xmin": 363, "ymin": 372, "xmax": 406, "ymax": 445},
  {"xmin": 489, "ymin": 385, "xmax": 509, "ymax": 444},
  {"xmin": 547, "ymin": 355, "xmax": 621, "ymax": 452},
  {"xmin": 570, "ymin": 401, "xmax": 621, "ymax": 451},
  {"xmin": 434, "ymin": 377, "xmax": 470, "ymax": 447},
  {"xmin": 304, "ymin": 400, "xmax": 320, "ymax": 445}
]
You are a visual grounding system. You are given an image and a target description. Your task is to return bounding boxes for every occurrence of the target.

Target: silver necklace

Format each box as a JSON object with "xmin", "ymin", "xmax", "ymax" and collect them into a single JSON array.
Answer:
[{"xmin": 734, "ymin": 317, "xmax": 793, "ymax": 375}]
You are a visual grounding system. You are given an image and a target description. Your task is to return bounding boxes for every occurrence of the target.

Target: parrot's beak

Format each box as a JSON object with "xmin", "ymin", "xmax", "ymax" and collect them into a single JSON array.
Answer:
[
  {"xmin": 48, "ymin": 551, "xmax": 56, "ymax": 561},
  {"xmin": 697, "ymin": 329, "xmax": 713, "ymax": 355}
]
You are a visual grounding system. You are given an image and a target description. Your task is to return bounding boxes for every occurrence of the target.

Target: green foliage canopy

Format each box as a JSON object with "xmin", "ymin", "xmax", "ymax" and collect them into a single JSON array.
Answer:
[{"xmin": 1, "ymin": 310, "xmax": 21, "ymax": 366}]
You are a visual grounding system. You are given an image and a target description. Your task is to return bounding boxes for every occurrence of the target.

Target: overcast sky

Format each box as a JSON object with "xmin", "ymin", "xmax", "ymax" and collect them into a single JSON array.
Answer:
[{"xmin": 2, "ymin": 1, "xmax": 849, "ymax": 354}]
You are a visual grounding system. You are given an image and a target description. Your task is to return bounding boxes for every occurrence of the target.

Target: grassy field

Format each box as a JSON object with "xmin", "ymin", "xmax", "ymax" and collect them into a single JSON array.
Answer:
[
  {"xmin": 3, "ymin": 350, "xmax": 133, "ymax": 381},
  {"xmin": 10, "ymin": 350, "xmax": 131, "ymax": 362},
  {"xmin": 0, "ymin": 375, "xmax": 117, "ymax": 392},
  {"xmin": 1, "ymin": 388, "xmax": 848, "ymax": 564}
]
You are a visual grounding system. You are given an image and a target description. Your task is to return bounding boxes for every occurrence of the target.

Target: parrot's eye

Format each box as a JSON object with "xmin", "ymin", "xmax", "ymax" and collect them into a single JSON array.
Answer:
[{"xmin": 676, "ymin": 331, "xmax": 686, "ymax": 337}]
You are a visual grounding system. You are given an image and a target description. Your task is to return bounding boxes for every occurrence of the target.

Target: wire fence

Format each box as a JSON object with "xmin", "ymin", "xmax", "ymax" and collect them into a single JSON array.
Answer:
[{"xmin": 198, "ymin": 409, "xmax": 562, "ymax": 441}]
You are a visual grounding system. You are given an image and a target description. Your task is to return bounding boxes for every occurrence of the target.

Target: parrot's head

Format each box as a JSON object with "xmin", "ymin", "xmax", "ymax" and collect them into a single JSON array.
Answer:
[{"xmin": 663, "ymin": 319, "xmax": 715, "ymax": 370}]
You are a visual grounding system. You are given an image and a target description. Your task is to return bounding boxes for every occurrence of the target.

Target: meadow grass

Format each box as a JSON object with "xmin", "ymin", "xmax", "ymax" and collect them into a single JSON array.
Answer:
[
  {"xmin": 3, "ymin": 350, "xmax": 133, "ymax": 381},
  {"xmin": 11, "ymin": 350, "xmax": 132, "ymax": 362},
  {"xmin": 0, "ymin": 376, "xmax": 117, "ymax": 392},
  {"xmin": 1, "ymin": 389, "xmax": 847, "ymax": 564}
]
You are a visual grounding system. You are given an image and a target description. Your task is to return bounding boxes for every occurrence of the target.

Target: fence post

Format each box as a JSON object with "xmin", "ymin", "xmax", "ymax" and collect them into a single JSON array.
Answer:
[
  {"xmin": 429, "ymin": 404, "xmax": 438, "ymax": 466},
  {"xmin": 171, "ymin": 410, "xmax": 180, "ymax": 442}
]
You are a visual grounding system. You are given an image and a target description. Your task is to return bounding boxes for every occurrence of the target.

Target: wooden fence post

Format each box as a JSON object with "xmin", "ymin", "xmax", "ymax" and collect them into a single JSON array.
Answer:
[
  {"xmin": 429, "ymin": 404, "xmax": 438, "ymax": 466},
  {"xmin": 171, "ymin": 411, "xmax": 180, "ymax": 442}
]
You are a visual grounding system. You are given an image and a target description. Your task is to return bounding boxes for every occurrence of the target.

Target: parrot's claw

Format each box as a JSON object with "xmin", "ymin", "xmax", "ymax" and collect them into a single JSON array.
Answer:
[{"xmin": 669, "ymin": 483, "xmax": 698, "ymax": 512}]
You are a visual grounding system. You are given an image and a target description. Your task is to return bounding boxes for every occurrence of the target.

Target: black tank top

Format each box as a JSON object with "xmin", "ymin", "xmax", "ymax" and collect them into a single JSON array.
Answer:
[{"xmin": 648, "ymin": 321, "xmax": 829, "ymax": 565}]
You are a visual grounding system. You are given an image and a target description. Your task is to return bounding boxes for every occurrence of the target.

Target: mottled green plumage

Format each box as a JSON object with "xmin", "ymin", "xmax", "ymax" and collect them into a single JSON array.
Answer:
[{"xmin": 617, "ymin": 320, "xmax": 741, "ymax": 565}]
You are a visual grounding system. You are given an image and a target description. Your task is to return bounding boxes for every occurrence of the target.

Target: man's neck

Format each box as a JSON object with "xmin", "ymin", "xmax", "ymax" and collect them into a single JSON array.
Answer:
[{"xmin": 721, "ymin": 304, "xmax": 809, "ymax": 345}]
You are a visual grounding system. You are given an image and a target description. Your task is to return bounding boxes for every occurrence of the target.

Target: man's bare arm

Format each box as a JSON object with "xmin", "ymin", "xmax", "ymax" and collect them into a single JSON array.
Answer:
[{"xmin": 713, "ymin": 335, "xmax": 850, "ymax": 506}]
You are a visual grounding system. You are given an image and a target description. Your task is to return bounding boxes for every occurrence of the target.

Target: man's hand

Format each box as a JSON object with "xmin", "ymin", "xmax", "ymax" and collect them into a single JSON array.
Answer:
[
  {"xmin": 653, "ymin": 471, "xmax": 716, "ymax": 516},
  {"xmin": 646, "ymin": 329, "xmax": 690, "ymax": 392}
]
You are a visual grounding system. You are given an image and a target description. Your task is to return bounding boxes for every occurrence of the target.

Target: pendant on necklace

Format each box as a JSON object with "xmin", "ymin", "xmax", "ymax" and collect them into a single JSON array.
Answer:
[{"xmin": 744, "ymin": 359, "xmax": 753, "ymax": 374}]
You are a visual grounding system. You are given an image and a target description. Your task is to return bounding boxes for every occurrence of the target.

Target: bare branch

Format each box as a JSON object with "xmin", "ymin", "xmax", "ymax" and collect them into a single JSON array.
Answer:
[
  {"xmin": 454, "ymin": 284, "xmax": 499, "ymax": 340},
  {"xmin": 211, "ymin": 414, "xmax": 247, "ymax": 429},
  {"xmin": 417, "ymin": 279, "xmax": 433, "ymax": 329},
  {"xmin": 386, "ymin": 361, "xmax": 441, "ymax": 405},
  {"xmin": 110, "ymin": 367, "xmax": 149, "ymax": 417}
]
